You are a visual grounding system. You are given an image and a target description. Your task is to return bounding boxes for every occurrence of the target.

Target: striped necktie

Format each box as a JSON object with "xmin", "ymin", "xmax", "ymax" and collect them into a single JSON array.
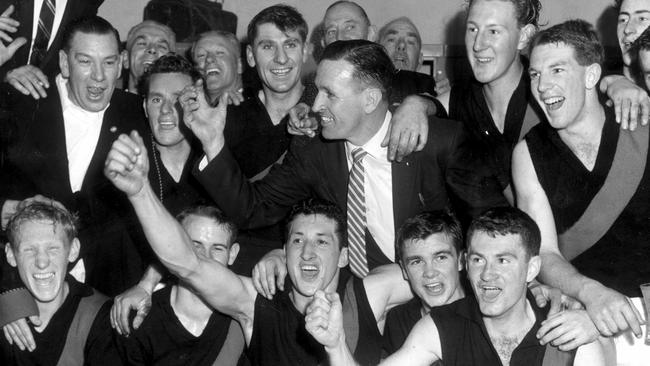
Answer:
[
  {"xmin": 31, "ymin": 0, "xmax": 56, "ymax": 67},
  {"xmin": 347, "ymin": 147, "xmax": 369, "ymax": 278}
]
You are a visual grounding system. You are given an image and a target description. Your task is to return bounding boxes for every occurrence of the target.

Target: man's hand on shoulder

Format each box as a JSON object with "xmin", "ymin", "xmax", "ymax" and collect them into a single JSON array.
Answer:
[
  {"xmin": 179, "ymin": 79, "xmax": 228, "ymax": 159},
  {"xmin": 110, "ymin": 284, "xmax": 152, "ymax": 336},
  {"xmin": 5, "ymin": 65, "xmax": 49, "ymax": 100},
  {"xmin": 2, "ymin": 315, "xmax": 41, "ymax": 352},
  {"xmin": 537, "ymin": 309, "xmax": 599, "ymax": 351},
  {"xmin": 251, "ymin": 248, "xmax": 287, "ymax": 300},
  {"xmin": 580, "ymin": 282, "xmax": 644, "ymax": 337},
  {"xmin": 383, "ymin": 95, "xmax": 431, "ymax": 162},
  {"xmin": 104, "ymin": 131, "xmax": 150, "ymax": 198},
  {"xmin": 600, "ymin": 74, "xmax": 650, "ymax": 131}
]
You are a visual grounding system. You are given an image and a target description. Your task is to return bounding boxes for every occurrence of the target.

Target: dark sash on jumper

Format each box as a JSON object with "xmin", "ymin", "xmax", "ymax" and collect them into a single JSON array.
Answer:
[
  {"xmin": 558, "ymin": 125, "xmax": 649, "ymax": 260},
  {"xmin": 504, "ymin": 102, "xmax": 541, "ymax": 199},
  {"xmin": 56, "ymin": 290, "xmax": 108, "ymax": 366}
]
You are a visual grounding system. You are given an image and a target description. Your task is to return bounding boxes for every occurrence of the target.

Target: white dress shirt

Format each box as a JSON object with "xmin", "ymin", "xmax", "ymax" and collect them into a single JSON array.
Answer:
[
  {"xmin": 56, "ymin": 74, "xmax": 107, "ymax": 193},
  {"xmin": 28, "ymin": 0, "xmax": 69, "ymax": 64},
  {"xmin": 345, "ymin": 111, "xmax": 395, "ymax": 261}
]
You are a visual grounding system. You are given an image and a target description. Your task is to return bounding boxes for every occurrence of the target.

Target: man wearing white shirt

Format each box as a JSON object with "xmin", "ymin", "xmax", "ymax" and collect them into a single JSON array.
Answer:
[
  {"xmin": 0, "ymin": 15, "xmax": 147, "ymax": 309},
  {"xmin": 0, "ymin": 0, "xmax": 103, "ymax": 100},
  {"xmin": 182, "ymin": 39, "xmax": 507, "ymax": 275}
]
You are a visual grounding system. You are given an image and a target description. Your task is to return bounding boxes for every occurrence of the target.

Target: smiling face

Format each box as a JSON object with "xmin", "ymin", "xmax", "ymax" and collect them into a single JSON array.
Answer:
[
  {"xmin": 192, "ymin": 33, "xmax": 242, "ymax": 98},
  {"xmin": 59, "ymin": 32, "xmax": 121, "ymax": 112},
  {"xmin": 145, "ymin": 72, "xmax": 193, "ymax": 148},
  {"xmin": 466, "ymin": 231, "xmax": 539, "ymax": 320},
  {"xmin": 617, "ymin": 0, "xmax": 650, "ymax": 67},
  {"xmin": 323, "ymin": 2, "xmax": 371, "ymax": 46},
  {"xmin": 182, "ymin": 214, "xmax": 238, "ymax": 266},
  {"xmin": 127, "ymin": 23, "xmax": 174, "ymax": 83},
  {"xmin": 6, "ymin": 220, "xmax": 79, "ymax": 306},
  {"xmin": 312, "ymin": 59, "xmax": 374, "ymax": 144},
  {"xmin": 379, "ymin": 19, "xmax": 422, "ymax": 71},
  {"xmin": 465, "ymin": 0, "xmax": 529, "ymax": 85},
  {"xmin": 400, "ymin": 233, "xmax": 464, "ymax": 312},
  {"xmin": 285, "ymin": 213, "xmax": 347, "ymax": 300},
  {"xmin": 529, "ymin": 43, "xmax": 598, "ymax": 131},
  {"xmin": 246, "ymin": 23, "xmax": 307, "ymax": 95}
]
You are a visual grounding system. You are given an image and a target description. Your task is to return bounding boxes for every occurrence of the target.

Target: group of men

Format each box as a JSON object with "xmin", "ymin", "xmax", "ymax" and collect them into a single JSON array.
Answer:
[{"xmin": 0, "ymin": 0, "xmax": 648, "ymax": 365}]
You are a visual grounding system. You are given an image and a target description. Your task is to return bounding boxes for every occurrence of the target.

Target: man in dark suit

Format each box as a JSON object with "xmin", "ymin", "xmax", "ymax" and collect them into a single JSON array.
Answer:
[
  {"xmin": 0, "ymin": 0, "xmax": 103, "ymax": 99},
  {"xmin": 180, "ymin": 40, "xmax": 507, "ymax": 277},
  {"xmin": 0, "ymin": 15, "xmax": 147, "ymax": 309}
]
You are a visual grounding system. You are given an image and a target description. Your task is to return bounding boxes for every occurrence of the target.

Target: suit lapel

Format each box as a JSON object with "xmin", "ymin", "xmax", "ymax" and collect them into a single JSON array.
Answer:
[
  {"xmin": 81, "ymin": 94, "xmax": 121, "ymax": 191},
  {"xmin": 31, "ymin": 86, "xmax": 73, "ymax": 197},
  {"xmin": 391, "ymin": 154, "xmax": 419, "ymax": 230},
  {"xmin": 322, "ymin": 140, "xmax": 349, "ymax": 210}
]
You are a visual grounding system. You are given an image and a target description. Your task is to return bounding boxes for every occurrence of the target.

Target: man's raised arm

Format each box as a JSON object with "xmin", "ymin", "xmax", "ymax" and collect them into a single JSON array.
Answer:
[
  {"xmin": 512, "ymin": 140, "xmax": 644, "ymax": 337},
  {"xmin": 103, "ymin": 131, "xmax": 256, "ymax": 323}
]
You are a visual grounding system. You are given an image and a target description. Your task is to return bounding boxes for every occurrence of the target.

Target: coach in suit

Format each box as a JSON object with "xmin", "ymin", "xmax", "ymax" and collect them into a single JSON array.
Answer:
[
  {"xmin": 182, "ymin": 40, "xmax": 507, "ymax": 276},
  {"xmin": 0, "ymin": 16, "xmax": 147, "ymax": 299},
  {"xmin": 0, "ymin": 0, "xmax": 103, "ymax": 99}
]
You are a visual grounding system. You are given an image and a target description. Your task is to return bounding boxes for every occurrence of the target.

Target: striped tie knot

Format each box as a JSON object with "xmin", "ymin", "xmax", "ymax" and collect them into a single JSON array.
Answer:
[{"xmin": 351, "ymin": 148, "xmax": 367, "ymax": 164}]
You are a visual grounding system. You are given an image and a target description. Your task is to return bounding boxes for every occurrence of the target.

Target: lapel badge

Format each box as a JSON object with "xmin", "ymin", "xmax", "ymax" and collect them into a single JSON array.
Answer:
[{"xmin": 110, "ymin": 126, "xmax": 118, "ymax": 133}]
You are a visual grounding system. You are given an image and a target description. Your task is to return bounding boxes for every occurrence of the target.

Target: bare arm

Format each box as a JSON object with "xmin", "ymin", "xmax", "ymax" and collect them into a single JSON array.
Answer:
[
  {"xmin": 103, "ymin": 131, "xmax": 257, "ymax": 326},
  {"xmin": 512, "ymin": 141, "xmax": 643, "ymax": 337},
  {"xmin": 363, "ymin": 264, "xmax": 413, "ymax": 330},
  {"xmin": 379, "ymin": 316, "xmax": 442, "ymax": 366}
]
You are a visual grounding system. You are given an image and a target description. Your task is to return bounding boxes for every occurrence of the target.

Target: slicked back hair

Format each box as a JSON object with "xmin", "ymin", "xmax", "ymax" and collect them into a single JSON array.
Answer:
[
  {"xmin": 529, "ymin": 19, "xmax": 604, "ymax": 67},
  {"xmin": 7, "ymin": 202, "xmax": 78, "ymax": 250},
  {"xmin": 285, "ymin": 199, "xmax": 347, "ymax": 249},
  {"xmin": 467, "ymin": 0, "xmax": 542, "ymax": 29},
  {"xmin": 247, "ymin": 4, "xmax": 308, "ymax": 44},
  {"xmin": 378, "ymin": 16, "xmax": 422, "ymax": 49},
  {"xmin": 466, "ymin": 207, "xmax": 541, "ymax": 258},
  {"xmin": 320, "ymin": 39, "xmax": 395, "ymax": 100},
  {"xmin": 395, "ymin": 211, "xmax": 463, "ymax": 262},
  {"xmin": 138, "ymin": 54, "xmax": 202, "ymax": 98},
  {"xmin": 61, "ymin": 15, "xmax": 120, "ymax": 52},
  {"xmin": 126, "ymin": 20, "xmax": 176, "ymax": 53},
  {"xmin": 176, "ymin": 205, "xmax": 238, "ymax": 246}
]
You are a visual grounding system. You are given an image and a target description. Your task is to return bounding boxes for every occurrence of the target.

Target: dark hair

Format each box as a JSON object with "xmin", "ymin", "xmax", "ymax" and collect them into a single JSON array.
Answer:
[
  {"xmin": 614, "ymin": 0, "xmax": 623, "ymax": 10},
  {"xmin": 247, "ymin": 5, "xmax": 308, "ymax": 44},
  {"xmin": 395, "ymin": 211, "xmax": 463, "ymax": 262},
  {"xmin": 467, "ymin": 0, "xmax": 542, "ymax": 28},
  {"xmin": 325, "ymin": 1, "xmax": 371, "ymax": 26},
  {"xmin": 285, "ymin": 199, "xmax": 347, "ymax": 249},
  {"xmin": 61, "ymin": 15, "xmax": 120, "ymax": 52},
  {"xmin": 7, "ymin": 202, "xmax": 78, "ymax": 249},
  {"xmin": 529, "ymin": 19, "xmax": 603, "ymax": 66},
  {"xmin": 466, "ymin": 207, "xmax": 541, "ymax": 258},
  {"xmin": 633, "ymin": 26, "xmax": 650, "ymax": 55},
  {"xmin": 138, "ymin": 54, "xmax": 202, "ymax": 97},
  {"xmin": 176, "ymin": 205, "xmax": 238, "ymax": 245},
  {"xmin": 320, "ymin": 39, "xmax": 395, "ymax": 99}
]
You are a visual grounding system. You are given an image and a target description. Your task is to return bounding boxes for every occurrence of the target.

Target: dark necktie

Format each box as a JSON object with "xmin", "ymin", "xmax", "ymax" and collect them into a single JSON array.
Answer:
[{"xmin": 30, "ymin": 0, "xmax": 56, "ymax": 67}]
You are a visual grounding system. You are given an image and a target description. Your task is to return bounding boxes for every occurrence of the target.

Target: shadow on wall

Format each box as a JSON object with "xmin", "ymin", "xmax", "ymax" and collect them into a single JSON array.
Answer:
[{"xmin": 444, "ymin": 10, "xmax": 472, "ymax": 86}]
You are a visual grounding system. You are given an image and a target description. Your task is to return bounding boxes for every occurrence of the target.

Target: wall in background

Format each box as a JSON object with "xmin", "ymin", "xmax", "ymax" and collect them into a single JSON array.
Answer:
[{"xmin": 99, "ymin": 0, "xmax": 621, "ymax": 46}]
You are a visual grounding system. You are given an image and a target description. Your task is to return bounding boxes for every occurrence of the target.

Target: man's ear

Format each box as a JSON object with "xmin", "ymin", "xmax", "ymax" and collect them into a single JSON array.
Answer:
[
  {"xmin": 68, "ymin": 238, "xmax": 80, "ymax": 263},
  {"xmin": 526, "ymin": 255, "xmax": 541, "ymax": 283},
  {"xmin": 363, "ymin": 87, "xmax": 382, "ymax": 113},
  {"xmin": 122, "ymin": 50, "xmax": 130, "ymax": 70},
  {"xmin": 456, "ymin": 250, "xmax": 464, "ymax": 272},
  {"xmin": 517, "ymin": 24, "xmax": 536, "ymax": 51},
  {"xmin": 5, "ymin": 243, "xmax": 17, "ymax": 267},
  {"xmin": 228, "ymin": 243, "xmax": 240, "ymax": 265},
  {"xmin": 367, "ymin": 25, "xmax": 378, "ymax": 42},
  {"xmin": 585, "ymin": 63, "xmax": 602, "ymax": 90},
  {"xmin": 417, "ymin": 51, "xmax": 424, "ymax": 70},
  {"xmin": 338, "ymin": 247, "xmax": 349, "ymax": 268},
  {"xmin": 142, "ymin": 99, "xmax": 148, "ymax": 118},
  {"xmin": 59, "ymin": 50, "xmax": 70, "ymax": 78},
  {"xmin": 237, "ymin": 57, "xmax": 243, "ymax": 75},
  {"xmin": 463, "ymin": 251, "xmax": 469, "ymax": 271},
  {"xmin": 246, "ymin": 45, "xmax": 256, "ymax": 68},
  {"xmin": 399, "ymin": 261, "xmax": 409, "ymax": 281}
]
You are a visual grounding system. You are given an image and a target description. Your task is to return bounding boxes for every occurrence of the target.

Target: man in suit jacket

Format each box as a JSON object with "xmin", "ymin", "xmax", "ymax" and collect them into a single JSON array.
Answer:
[
  {"xmin": 0, "ymin": 0, "xmax": 103, "ymax": 99},
  {"xmin": 181, "ymin": 40, "xmax": 507, "ymax": 274},
  {"xmin": 1, "ymin": 15, "xmax": 147, "ymax": 302}
]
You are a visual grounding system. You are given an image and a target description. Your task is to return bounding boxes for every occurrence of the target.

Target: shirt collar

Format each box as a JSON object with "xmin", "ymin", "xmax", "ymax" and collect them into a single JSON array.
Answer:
[
  {"xmin": 345, "ymin": 111, "xmax": 392, "ymax": 161},
  {"xmin": 56, "ymin": 74, "xmax": 110, "ymax": 115}
]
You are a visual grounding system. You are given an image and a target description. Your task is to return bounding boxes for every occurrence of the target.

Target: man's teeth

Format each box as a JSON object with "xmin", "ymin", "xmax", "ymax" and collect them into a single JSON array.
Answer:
[
  {"xmin": 320, "ymin": 116, "xmax": 334, "ymax": 124},
  {"xmin": 301, "ymin": 265, "xmax": 318, "ymax": 272},
  {"xmin": 544, "ymin": 96, "xmax": 565, "ymax": 105},
  {"xmin": 33, "ymin": 273, "xmax": 54, "ymax": 280},
  {"xmin": 476, "ymin": 57, "xmax": 492, "ymax": 63},
  {"xmin": 424, "ymin": 283, "xmax": 443, "ymax": 292},
  {"xmin": 206, "ymin": 68, "xmax": 221, "ymax": 76},
  {"xmin": 270, "ymin": 67, "xmax": 291, "ymax": 76}
]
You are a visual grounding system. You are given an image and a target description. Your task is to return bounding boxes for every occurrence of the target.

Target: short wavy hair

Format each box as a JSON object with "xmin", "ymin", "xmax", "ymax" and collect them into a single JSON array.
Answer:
[
  {"xmin": 7, "ymin": 202, "xmax": 78, "ymax": 249},
  {"xmin": 467, "ymin": 0, "xmax": 542, "ymax": 28}
]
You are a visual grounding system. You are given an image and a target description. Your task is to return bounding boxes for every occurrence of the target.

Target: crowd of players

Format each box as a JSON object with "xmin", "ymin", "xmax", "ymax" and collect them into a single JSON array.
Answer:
[{"xmin": 0, "ymin": 0, "xmax": 649, "ymax": 365}]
